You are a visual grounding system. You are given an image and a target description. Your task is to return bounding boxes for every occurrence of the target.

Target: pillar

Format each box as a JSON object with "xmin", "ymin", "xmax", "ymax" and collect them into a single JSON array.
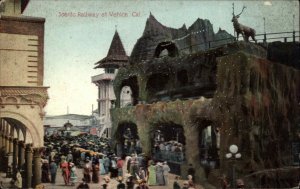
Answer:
[
  {"xmin": 13, "ymin": 138, "xmax": 19, "ymax": 178},
  {"xmin": 25, "ymin": 144, "xmax": 32, "ymax": 189},
  {"xmin": 7, "ymin": 137, "xmax": 13, "ymax": 172},
  {"xmin": 18, "ymin": 141, "xmax": 25, "ymax": 171},
  {"xmin": 32, "ymin": 147, "xmax": 42, "ymax": 188},
  {"xmin": 5, "ymin": 136, "xmax": 10, "ymax": 153}
]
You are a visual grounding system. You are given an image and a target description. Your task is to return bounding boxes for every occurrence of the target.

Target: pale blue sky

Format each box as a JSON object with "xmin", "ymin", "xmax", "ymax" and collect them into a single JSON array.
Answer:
[{"xmin": 23, "ymin": 0, "xmax": 299, "ymax": 116}]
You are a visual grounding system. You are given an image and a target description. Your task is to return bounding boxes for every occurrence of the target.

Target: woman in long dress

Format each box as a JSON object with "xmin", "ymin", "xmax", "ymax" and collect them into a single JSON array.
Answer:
[
  {"xmin": 60, "ymin": 160, "xmax": 70, "ymax": 185},
  {"xmin": 92, "ymin": 163, "xmax": 100, "ymax": 183},
  {"xmin": 70, "ymin": 163, "xmax": 78, "ymax": 186},
  {"xmin": 155, "ymin": 162, "xmax": 165, "ymax": 185},
  {"xmin": 99, "ymin": 158, "xmax": 106, "ymax": 175},
  {"xmin": 147, "ymin": 163, "xmax": 156, "ymax": 186}
]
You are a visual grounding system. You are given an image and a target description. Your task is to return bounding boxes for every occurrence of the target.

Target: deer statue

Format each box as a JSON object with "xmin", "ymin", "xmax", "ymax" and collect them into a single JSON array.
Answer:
[{"xmin": 232, "ymin": 6, "xmax": 257, "ymax": 43}]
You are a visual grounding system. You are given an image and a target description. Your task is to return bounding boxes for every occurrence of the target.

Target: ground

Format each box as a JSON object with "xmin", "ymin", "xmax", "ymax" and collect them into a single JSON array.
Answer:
[{"xmin": 0, "ymin": 167, "xmax": 204, "ymax": 189}]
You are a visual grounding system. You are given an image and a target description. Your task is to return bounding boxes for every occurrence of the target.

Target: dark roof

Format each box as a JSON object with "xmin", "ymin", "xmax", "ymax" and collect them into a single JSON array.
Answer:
[{"xmin": 94, "ymin": 30, "xmax": 129, "ymax": 69}]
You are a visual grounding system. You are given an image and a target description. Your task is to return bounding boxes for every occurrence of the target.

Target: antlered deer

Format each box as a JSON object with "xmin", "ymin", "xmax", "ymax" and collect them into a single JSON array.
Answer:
[{"xmin": 232, "ymin": 6, "xmax": 257, "ymax": 43}]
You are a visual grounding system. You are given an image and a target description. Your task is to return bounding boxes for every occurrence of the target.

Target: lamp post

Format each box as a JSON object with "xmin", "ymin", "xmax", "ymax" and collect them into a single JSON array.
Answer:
[{"xmin": 226, "ymin": 144, "xmax": 241, "ymax": 188}]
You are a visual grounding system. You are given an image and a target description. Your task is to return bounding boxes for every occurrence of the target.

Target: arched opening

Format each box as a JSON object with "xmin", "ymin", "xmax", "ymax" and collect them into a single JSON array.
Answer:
[
  {"xmin": 120, "ymin": 86, "xmax": 133, "ymax": 107},
  {"xmin": 115, "ymin": 122, "xmax": 140, "ymax": 157},
  {"xmin": 0, "ymin": 112, "xmax": 42, "ymax": 147},
  {"xmin": 154, "ymin": 41, "xmax": 179, "ymax": 58},
  {"xmin": 198, "ymin": 119, "xmax": 220, "ymax": 178},
  {"xmin": 150, "ymin": 122, "xmax": 185, "ymax": 175},
  {"xmin": 120, "ymin": 76, "xmax": 139, "ymax": 106}
]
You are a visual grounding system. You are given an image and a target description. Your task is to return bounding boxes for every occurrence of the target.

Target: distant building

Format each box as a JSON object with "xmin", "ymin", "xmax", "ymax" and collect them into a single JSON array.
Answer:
[
  {"xmin": 43, "ymin": 114, "xmax": 97, "ymax": 136},
  {"xmin": 91, "ymin": 30, "xmax": 129, "ymax": 138}
]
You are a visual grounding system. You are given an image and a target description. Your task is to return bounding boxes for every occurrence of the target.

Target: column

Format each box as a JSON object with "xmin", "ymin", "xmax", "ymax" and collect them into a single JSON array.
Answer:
[
  {"xmin": 18, "ymin": 141, "xmax": 25, "ymax": 171},
  {"xmin": 6, "ymin": 137, "xmax": 13, "ymax": 177},
  {"xmin": 25, "ymin": 144, "xmax": 33, "ymax": 189},
  {"xmin": 13, "ymin": 138, "xmax": 19, "ymax": 178},
  {"xmin": 5, "ymin": 136, "xmax": 10, "ymax": 154},
  {"xmin": 32, "ymin": 147, "xmax": 42, "ymax": 188}
]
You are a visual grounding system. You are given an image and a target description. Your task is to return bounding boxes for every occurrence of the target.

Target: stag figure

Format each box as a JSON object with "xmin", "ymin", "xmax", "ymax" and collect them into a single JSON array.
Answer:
[{"xmin": 232, "ymin": 6, "xmax": 257, "ymax": 43}]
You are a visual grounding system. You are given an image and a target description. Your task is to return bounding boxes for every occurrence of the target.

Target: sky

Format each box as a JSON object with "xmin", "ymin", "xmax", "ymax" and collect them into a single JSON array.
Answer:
[{"xmin": 23, "ymin": 0, "xmax": 299, "ymax": 116}]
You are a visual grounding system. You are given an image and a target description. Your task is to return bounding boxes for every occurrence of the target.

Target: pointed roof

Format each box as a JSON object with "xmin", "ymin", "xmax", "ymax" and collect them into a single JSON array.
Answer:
[{"xmin": 94, "ymin": 30, "xmax": 129, "ymax": 69}]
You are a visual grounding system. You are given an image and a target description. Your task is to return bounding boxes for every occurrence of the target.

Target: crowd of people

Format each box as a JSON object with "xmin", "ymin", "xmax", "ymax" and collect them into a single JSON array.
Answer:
[{"xmin": 34, "ymin": 132, "xmax": 201, "ymax": 189}]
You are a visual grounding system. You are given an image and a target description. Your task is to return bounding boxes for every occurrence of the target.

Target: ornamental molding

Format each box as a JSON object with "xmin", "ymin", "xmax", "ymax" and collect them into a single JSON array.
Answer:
[{"xmin": 0, "ymin": 86, "xmax": 49, "ymax": 108}]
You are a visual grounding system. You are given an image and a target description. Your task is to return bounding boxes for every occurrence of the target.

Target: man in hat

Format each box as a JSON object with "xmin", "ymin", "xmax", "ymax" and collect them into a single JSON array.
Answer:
[{"xmin": 162, "ymin": 161, "xmax": 170, "ymax": 185}]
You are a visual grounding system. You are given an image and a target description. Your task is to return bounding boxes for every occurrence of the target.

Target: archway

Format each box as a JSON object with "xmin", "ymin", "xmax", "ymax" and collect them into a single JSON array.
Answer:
[
  {"xmin": 197, "ymin": 119, "xmax": 220, "ymax": 178},
  {"xmin": 154, "ymin": 41, "xmax": 179, "ymax": 58},
  {"xmin": 115, "ymin": 122, "xmax": 140, "ymax": 157},
  {"xmin": 120, "ymin": 76, "xmax": 139, "ymax": 106},
  {"xmin": 0, "ymin": 111, "xmax": 42, "ymax": 147},
  {"xmin": 120, "ymin": 86, "xmax": 133, "ymax": 107},
  {"xmin": 150, "ymin": 122, "xmax": 186, "ymax": 175}
]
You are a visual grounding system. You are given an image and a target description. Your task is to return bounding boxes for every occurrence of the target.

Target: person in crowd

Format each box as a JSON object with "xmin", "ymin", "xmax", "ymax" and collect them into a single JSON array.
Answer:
[
  {"xmin": 69, "ymin": 162, "xmax": 78, "ymax": 186},
  {"xmin": 102, "ymin": 176, "xmax": 110, "ymax": 189},
  {"xmin": 173, "ymin": 176, "xmax": 181, "ymax": 189},
  {"xmin": 236, "ymin": 179, "xmax": 245, "ymax": 189},
  {"xmin": 187, "ymin": 164, "xmax": 195, "ymax": 182},
  {"xmin": 117, "ymin": 176, "xmax": 126, "ymax": 189},
  {"xmin": 188, "ymin": 175, "xmax": 195, "ymax": 188},
  {"xmin": 66, "ymin": 151, "xmax": 73, "ymax": 162},
  {"xmin": 182, "ymin": 181, "xmax": 189, "ymax": 189},
  {"xmin": 138, "ymin": 167, "xmax": 146, "ymax": 180},
  {"xmin": 83, "ymin": 158, "xmax": 92, "ymax": 183},
  {"xmin": 104, "ymin": 156, "xmax": 110, "ymax": 174},
  {"xmin": 130, "ymin": 157, "xmax": 139, "ymax": 179},
  {"xmin": 125, "ymin": 174, "xmax": 135, "ymax": 189},
  {"xmin": 147, "ymin": 162, "xmax": 156, "ymax": 186},
  {"xmin": 60, "ymin": 158, "xmax": 70, "ymax": 185},
  {"xmin": 99, "ymin": 157, "xmax": 106, "ymax": 175},
  {"xmin": 162, "ymin": 161, "xmax": 170, "ymax": 185},
  {"xmin": 136, "ymin": 179, "xmax": 149, "ymax": 189},
  {"xmin": 155, "ymin": 162, "xmax": 165, "ymax": 186},
  {"xmin": 41, "ymin": 160, "xmax": 50, "ymax": 183},
  {"xmin": 219, "ymin": 174, "xmax": 229, "ymax": 189},
  {"xmin": 92, "ymin": 162, "xmax": 100, "ymax": 183},
  {"xmin": 110, "ymin": 156, "xmax": 118, "ymax": 178},
  {"xmin": 77, "ymin": 178, "xmax": 89, "ymax": 189},
  {"xmin": 15, "ymin": 169, "xmax": 22, "ymax": 189},
  {"xmin": 117, "ymin": 157, "xmax": 124, "ymax": 177},
  {"xmin": 49, "ymin": 160, "xmax": 58, "ymax": 184}
]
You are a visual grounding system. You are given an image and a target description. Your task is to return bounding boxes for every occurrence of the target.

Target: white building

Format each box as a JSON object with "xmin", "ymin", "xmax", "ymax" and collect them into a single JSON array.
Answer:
[
  {"xmin": 43, "ymin": 114, "xmax": 97, "ymax": 135},
  {"xmin": 92, "ymin": 30, "xmax": 129, "ymax": 138}
]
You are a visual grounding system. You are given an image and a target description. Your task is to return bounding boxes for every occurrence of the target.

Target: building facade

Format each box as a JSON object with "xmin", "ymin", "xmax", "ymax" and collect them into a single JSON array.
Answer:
[
  {"xmin": 0, "ymin": 0, "xmax": 48, "ymax": 188},
  {"xmin": 92, "ymin": 30, "xmax": 129, "ymax": 138},
  {"xmin": 43, "ymin": 114, "xmax": 97, "ymax": 136},
  {"xmin": 110, "ymin": 14, "xmax": 300, "ymax": 188}
]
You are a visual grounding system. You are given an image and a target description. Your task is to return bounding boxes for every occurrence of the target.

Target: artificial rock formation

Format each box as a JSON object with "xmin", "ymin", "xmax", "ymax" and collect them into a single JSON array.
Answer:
[{"xmin": 110, "ymin": 14, "xmax": 300, "ymax": 188}]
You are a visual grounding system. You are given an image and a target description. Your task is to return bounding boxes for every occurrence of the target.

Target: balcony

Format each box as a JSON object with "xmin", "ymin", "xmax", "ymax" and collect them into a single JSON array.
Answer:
[{"xmin": 92, "ymin": 73, "xmax": 115, "ymax": 83}]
